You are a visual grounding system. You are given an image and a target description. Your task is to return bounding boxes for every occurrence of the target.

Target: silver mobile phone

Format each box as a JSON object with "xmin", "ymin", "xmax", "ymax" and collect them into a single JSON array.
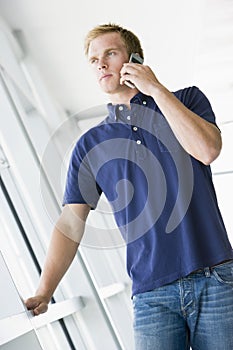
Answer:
[{"xmin": 124, "ymin": 53, "xmax": 144, "ymax": 89}]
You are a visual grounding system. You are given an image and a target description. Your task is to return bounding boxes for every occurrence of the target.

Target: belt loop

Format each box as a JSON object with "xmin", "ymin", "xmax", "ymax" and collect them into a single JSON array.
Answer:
[{"xmin": 204, "ymin": 267, "xmax": 211, "ymax": 277}]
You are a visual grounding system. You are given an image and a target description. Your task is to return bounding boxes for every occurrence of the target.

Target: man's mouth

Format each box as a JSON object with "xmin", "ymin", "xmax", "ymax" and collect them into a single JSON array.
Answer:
[{"xmin": 99, "ymin": 74, "xmax": 112, "ymax": 82}]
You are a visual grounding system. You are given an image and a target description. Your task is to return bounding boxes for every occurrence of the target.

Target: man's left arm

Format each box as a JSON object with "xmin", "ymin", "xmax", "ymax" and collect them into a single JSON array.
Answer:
[
  {"xmin": 150, "ymin": 84, "xmax": 222, "ymax": 165},
  {"xmin": 120, "ymin": 64, "xmax": 222, "ymax": 165}
]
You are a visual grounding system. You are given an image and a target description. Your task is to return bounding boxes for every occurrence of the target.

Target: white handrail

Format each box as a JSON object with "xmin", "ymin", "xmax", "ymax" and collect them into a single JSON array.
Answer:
[
  {"xmin": 0, "ymin": 296, "xmax": 85, "ymax": 346},
  {"xmin": 31, "ymin": 296, "xmax": 85, "ymax": 328}
]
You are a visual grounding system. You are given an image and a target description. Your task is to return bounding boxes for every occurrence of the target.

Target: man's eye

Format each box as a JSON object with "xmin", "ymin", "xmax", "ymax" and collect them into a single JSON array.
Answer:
[
  {"xmin": 108, "ymin": 52, "xmax": 115, "ymax": 56},
  {"xmin": 90, "ymin": 59, "xmax": 97, "ymax": 64}
]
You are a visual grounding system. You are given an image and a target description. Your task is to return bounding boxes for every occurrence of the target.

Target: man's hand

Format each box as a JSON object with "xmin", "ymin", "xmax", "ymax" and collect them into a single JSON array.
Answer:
[
  {"xmin": 120, "ymin": 63, "xmax": 162, "ymax": 96},
  {"xmin": 25, "ymin": 295, "xmax": 49, "ymax": 316}
]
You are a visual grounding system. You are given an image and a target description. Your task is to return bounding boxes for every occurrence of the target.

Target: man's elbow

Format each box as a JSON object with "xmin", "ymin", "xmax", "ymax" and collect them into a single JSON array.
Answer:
[{"xmin": 202, "ymin": 139, "xmax": 222, "ymax": 166}]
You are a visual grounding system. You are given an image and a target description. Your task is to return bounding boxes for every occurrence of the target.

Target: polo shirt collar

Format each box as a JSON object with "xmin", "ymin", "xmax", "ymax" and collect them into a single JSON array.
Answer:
[{"xmin": 107, "ymin": 92, "xmax": 151, "ymax": 121}]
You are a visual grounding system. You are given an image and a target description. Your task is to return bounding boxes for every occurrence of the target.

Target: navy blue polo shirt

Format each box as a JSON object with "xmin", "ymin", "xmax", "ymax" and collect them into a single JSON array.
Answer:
[{"xmin": 63, "ymin": 86, "xmax": 233, "ymax": 296}]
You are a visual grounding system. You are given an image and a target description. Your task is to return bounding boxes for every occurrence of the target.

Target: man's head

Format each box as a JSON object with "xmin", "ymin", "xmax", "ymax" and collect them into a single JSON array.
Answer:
[
  {"xmin": 84, "ymin": 23, "xmax": 144, "ymax": 59},
  {"xmin": 84, "ymin": 23, "xmax": 144, "ymax": 99}
]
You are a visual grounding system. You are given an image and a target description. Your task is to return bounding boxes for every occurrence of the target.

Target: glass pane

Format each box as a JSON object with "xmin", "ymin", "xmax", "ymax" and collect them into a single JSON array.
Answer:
[
  {"xmin": 1, "ymin": 331, "xmax": 43, "ymax": 350},
  {"xmin": 0, "ymin": 252, "xmax": 25, "ymax": 320}
]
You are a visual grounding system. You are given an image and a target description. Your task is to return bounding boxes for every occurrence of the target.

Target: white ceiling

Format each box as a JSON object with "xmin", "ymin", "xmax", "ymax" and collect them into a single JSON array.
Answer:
[{"xmin": 0, "ymin": 0, "xmax": 232, "ymax": 124}]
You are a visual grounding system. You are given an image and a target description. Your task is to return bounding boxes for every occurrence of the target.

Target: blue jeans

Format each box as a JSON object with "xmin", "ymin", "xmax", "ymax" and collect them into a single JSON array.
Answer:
[{"xmin": 133, "ymin": 260, "xmax": 233, "ymax": 350}]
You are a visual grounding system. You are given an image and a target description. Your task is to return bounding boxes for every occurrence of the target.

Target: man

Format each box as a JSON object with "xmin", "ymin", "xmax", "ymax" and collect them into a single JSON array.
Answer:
[{"xmin": 26, "ymin": 23, "xmax": 233, "ymax": 349}]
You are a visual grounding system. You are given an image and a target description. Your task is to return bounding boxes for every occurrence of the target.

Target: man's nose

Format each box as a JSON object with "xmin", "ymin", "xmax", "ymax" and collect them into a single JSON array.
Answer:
[{"xmin": 98, "ymin": 58, "xmax": 107, "ymax": 70}]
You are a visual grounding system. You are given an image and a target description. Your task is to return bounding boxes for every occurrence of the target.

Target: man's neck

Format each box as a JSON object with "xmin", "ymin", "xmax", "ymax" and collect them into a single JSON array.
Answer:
[{"xmin": 108, "ymin": 88, "xmax": 140, "ymax": 109}]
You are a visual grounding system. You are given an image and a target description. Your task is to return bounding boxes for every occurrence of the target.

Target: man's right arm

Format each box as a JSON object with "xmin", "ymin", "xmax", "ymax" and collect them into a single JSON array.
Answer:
[{"xmin": 25, "ymin": 203, "xmax": 90, "ymax": 316}]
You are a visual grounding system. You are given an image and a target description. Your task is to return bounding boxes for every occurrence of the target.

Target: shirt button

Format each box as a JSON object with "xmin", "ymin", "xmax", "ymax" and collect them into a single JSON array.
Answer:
[
  {"xmin": 133, "ymin": 126, "xmax": 138, "ymax": 131},
  {"xmin": 136, "ymin": 140, "xmax": 141, "ymax": 145},
  {"xmin": 127, "ymin": 115, "xmax": 131, "ymax": 120},
  {"xmin": 119, "ymin": 106, "xmax": 124, "ymax": 111},
  {"xmin": 142, "ymin": 101, "xmax": 147, "ymax": 105}
]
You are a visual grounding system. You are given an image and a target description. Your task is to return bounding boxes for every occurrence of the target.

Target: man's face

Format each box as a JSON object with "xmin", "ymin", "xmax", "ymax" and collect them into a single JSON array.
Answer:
[{"xmin": 88, "ymin": 32, "xmax": 129, "ymax": 94}]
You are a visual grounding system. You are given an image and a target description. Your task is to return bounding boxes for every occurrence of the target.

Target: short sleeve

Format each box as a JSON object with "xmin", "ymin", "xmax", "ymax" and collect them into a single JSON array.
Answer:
[
  {"xmin": 63, "ymin": 139, "xmax": 102, "ymax": 209},
  {"xmin": 175, "ymin": 86, "xmax": 218, "ymax": 127}
]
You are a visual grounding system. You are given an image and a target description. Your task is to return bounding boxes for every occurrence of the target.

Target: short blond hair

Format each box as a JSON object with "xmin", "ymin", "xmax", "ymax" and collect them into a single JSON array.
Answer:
[{"xmin": 84, "ymin": 23, "xmax": 144, "ymax": 59}]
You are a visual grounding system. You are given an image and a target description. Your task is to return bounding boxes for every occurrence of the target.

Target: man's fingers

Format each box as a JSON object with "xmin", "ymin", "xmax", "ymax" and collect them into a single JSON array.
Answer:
[
  {"xmin": 24, "ymin": 296, "xmax": 48, "ymax": 316},
  {"xmin": 33, "ymin": 302, "xmax": 48, "ymax": 315},
  {"xmin": 25, "ymin": 297, "xmax": 39, "ymax": 309}
]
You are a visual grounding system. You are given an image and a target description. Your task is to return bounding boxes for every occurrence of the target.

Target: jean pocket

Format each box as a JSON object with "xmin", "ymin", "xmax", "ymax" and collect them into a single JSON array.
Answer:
[
  {"xmin": 132, "ymin": 290, "xmax": 159, "ymax": 312},
  {"xmin": 212, "ymin": 261, "xmax": 233, "ymax": 285}
]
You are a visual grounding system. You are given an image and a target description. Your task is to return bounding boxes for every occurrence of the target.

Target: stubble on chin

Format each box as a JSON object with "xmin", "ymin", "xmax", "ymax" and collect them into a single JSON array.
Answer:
[{"xmin": 99, "ymin": 79, "xmax": 122, "ymax": 94}]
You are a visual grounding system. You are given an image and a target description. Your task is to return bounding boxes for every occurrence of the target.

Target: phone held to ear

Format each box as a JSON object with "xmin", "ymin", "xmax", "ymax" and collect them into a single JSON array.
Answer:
[{"xmin": 124, "ymin": 53, "xmax": 144, "ymax": 89}]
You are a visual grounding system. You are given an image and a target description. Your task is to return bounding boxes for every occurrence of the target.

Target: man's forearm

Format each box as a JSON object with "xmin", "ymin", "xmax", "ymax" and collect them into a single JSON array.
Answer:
[
  {"xmin": 25, "ymin": 204, "xmax": 90, "ymax": 315},
  {"xmin": 150, "ymin": 85, "xmax": 222, "ymax": 165},
  {"xmin": 35, "ymin": 228, "xmax": 80, "ymax": 302}
]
